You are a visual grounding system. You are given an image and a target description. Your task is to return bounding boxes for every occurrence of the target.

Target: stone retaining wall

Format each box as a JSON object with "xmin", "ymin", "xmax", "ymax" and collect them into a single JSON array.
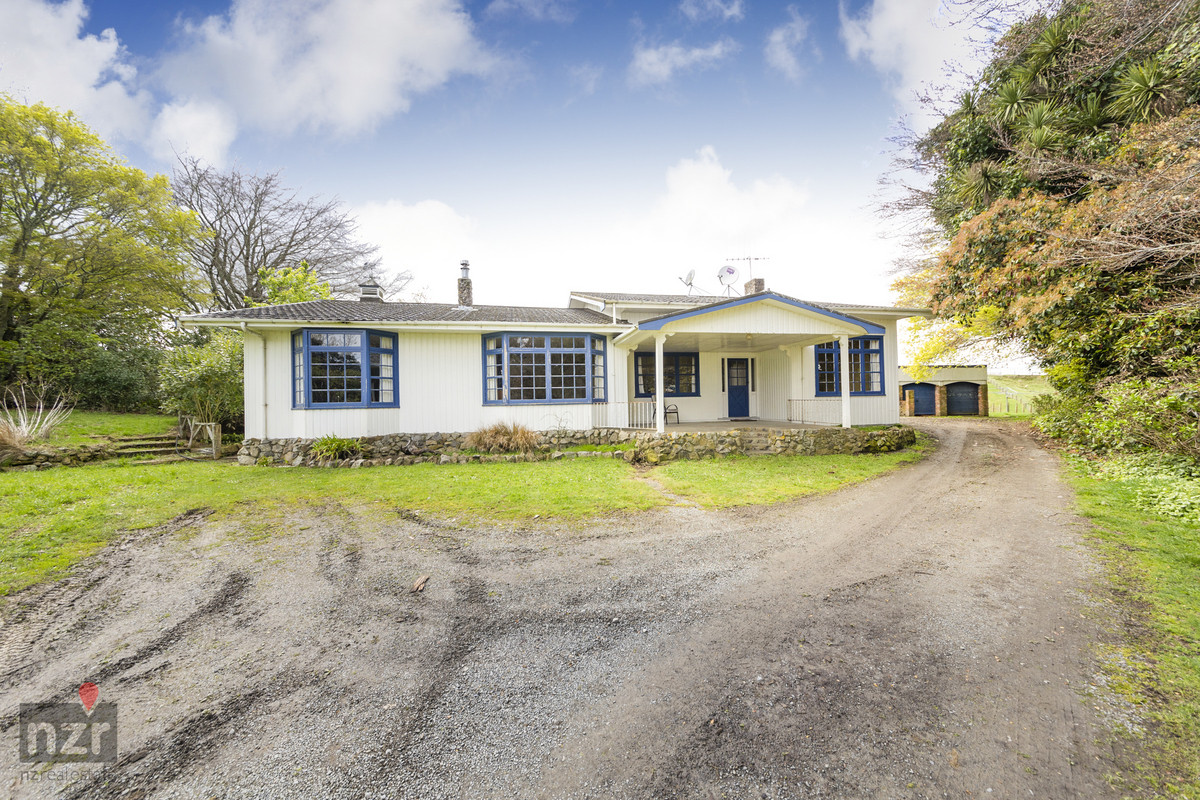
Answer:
[
  {"xmin": 633, "ymin": 425, "xmax": 916, "ymax": 463},
  {"xmin": 0, "ymin": 444, "xmax": 113, "ymax": 470},
  {"xmin": 239, "ymin": 425, "xmax": 916, "ymax": 468}
]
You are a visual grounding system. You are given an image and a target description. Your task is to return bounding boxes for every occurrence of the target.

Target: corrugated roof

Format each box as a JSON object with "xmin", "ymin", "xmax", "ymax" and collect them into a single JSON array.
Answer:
[{"xmin": 184, "ymin": 300, "xmax": 616, "ymax": 325}]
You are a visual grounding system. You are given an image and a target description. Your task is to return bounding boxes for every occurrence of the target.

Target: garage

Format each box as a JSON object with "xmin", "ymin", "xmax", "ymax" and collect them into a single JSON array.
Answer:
[
  {"xmin": 946, "ymin": 382, "xmax": 981, "ymax": 415},
  {"xmin": 898, "ymin": 366, "xmax": 989, "ymax": 418},
  {"xmin": 902, "ymin": 383, "xmax": 936, "ymax": 416}
]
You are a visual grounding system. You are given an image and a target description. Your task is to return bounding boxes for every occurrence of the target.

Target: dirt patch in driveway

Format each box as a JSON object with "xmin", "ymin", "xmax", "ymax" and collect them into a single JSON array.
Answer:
[{"xmin": 1, "ymin": 419, "xmax": 1131, "ymax": 798}]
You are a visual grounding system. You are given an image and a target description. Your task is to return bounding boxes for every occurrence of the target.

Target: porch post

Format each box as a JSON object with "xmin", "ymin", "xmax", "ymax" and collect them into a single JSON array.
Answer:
[
  {"xmin": 654, "ymin": 333, "xmax": 666, "ymax": 433},
  {"xmin": 839, "ymin": 334, "xmax": 852, "ymax": 428}
]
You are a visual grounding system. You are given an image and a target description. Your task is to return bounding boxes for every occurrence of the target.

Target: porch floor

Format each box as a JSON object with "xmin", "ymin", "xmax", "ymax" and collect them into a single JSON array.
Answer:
[{"xmin": 618, "ymin": 419, "xmax": 831, "ymax": 433}]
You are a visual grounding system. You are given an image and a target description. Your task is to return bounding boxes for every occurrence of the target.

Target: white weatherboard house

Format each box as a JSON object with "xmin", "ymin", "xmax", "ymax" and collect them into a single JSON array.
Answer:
[{"xmin": 184, "ymin": 267, "xmax": 928, "ymax": 439}]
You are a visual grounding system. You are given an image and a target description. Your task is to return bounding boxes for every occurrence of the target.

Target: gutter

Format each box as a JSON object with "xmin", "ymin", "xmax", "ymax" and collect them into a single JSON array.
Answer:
[{"xmin": 183, "ymin": 319, "xmax": 633, "ymax": 334}]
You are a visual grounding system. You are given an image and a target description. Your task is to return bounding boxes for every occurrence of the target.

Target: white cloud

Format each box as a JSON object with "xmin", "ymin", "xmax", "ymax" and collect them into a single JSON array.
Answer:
[
  {"xmin": 839, "ymin": 0, "xmax": 968, "ymax": 114},
  {"xmin": 149, "ymin": 98, "xmax": 239, "ymax": 167},
  {"xmin": 485, "ymin": 0, "xmax": 574, "ymax": 23},
  {"xmin": 679, "ymin": 0, "xmax": 744, "ymax": 23},
  {"xmin": 593, "ymin": 148, "xmax": 900, "ymax": 304},
  {"xmin": 352, "ymin": 149, "xmax": 904, "ymax": 310},
  {"xmin": 628, "ymin": 38, "xmax": 738, "ymax": 88},
  {"xmin": 162, "ymin": 0, "xmax": 498, "ymax": 140},
  {"xmin": 353, "ymin": 198, "xmax": 478, "ymax": 297},
  {"xmin": 838, "ymin": 0, "xmax": 1034, "ymax": 119},
  {"xmin": 567, "ymin": 63, "xmax": 603, "ymax": 100},
  {"xmin": 764, "ymin": 6, "xmax": 811, "ymax": 83},
  {"xmin": 0, "ymin": 0, "xmax": 150, "ymax": 141}
]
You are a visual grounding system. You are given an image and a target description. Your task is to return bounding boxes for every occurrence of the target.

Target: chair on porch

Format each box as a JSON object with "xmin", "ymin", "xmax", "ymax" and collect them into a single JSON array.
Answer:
[{"xmin": 649, "ymin": 402, "xmax": 680, "ymax": 426}]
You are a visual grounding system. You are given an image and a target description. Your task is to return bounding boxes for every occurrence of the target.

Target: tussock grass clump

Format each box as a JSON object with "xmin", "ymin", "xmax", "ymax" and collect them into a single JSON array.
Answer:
[
  {"xmin": 0, "ymin": 384, "xmax": 73, "ymax": 451},
  {"xmin": 466, "ymin": 422, "xmax": 540, "ymax": 454}
]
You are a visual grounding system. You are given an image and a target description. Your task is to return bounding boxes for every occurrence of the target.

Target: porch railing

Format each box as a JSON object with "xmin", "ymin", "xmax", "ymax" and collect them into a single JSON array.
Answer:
[
  {"xmin": 592, "ymin": 400, "xmax": 656, "ymax": 429},
  {"xmin": 787, "ymin": 398, "xmax": 844, "ymax": 426}
]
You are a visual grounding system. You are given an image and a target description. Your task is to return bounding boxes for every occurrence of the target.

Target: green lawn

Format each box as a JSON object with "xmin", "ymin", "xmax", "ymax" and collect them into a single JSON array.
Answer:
[
  {"xmin": 46, "ymin": 410, "xmax": 176, "ymax": 447},
  {"xmin": 652, "ymin": 439, "xmax": 930, "ymax": 508},
  {"xmin": 0, "ymin": 457, "xmax": 668, "ymax": 595},
  {"xmin": 1069, "ymin": 460, "xmax": 1200, "ymax": 796},
  {"xmin": 0, "ymin": 431, "xmax": 930, "ymax": 596}
]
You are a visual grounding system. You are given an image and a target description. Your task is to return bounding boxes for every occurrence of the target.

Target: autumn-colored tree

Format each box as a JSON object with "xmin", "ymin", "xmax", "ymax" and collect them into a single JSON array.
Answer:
[{"xmin": 896, "ymin": 0, "xmax": 1200, "ymax": 399}]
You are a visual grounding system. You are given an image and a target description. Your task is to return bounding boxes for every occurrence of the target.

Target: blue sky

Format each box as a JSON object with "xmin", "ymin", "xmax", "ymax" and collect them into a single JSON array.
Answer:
[{"xmin": 0, "ymin": 0, "xmax": 1003, "ymax": 307}]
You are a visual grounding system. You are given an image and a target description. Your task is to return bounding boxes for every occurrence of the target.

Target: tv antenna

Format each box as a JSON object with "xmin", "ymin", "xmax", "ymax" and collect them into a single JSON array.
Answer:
[
  {"xmin": 717, "ymin": 265, "xmax": 740, "ymax": 295},
  {"xmin": 724, "ymin": 255, "xmax": 769, "ymax": 279}
]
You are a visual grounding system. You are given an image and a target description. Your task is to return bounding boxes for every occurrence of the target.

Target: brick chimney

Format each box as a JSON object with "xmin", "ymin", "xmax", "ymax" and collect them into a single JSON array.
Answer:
[
  {"xmin": 744, "ymin": 277, "xmax": 765, "ymax": 294},
  {"xmin": 457, "ymin": 260, "xmax": 473, "ymax": 308},
  {"xmin": 359, "ymin": 281, "xmax": 383, "ymax": 302}
]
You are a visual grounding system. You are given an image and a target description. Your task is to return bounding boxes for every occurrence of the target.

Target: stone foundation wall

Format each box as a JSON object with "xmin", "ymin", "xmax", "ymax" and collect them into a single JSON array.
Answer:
[
  {"xmin": 238, "ymin": 429, "xmax": 640, "ymax": 467},
  {"xmin": 239, "ymin": 425, "xmax": 917, "ymax": 468},
  {"xmin": 634, "ymin": 426, "xmax": 916, "ymax": 463}
]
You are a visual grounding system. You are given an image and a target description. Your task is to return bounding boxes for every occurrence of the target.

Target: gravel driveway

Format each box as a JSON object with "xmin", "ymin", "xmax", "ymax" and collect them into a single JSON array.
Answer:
[{"xmin": 1, "ymin": 418, "xmax": 1128, "ymax": 799}]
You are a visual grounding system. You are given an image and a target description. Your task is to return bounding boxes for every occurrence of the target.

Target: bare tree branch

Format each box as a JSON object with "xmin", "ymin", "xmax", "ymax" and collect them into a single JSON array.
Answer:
[{"xmin": 173, "ymin": 157, "xmax": 409, "ymax": 310}]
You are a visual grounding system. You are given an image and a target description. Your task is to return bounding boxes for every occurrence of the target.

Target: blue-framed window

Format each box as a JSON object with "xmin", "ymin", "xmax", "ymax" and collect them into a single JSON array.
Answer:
[
  {"xmin": 815, "ymin": 337, "xmax": 884, "ymax": 396},
  {"xmin": 483, "ymin": 333, "xmax": 607, "ymax": 404},
  {"xmin": 634, "ymin": 353, "xmax": 700, "ymax": 398},
  {"xmin": 291, "ymin": 329, "xmax": 398, "ymax": 409}
]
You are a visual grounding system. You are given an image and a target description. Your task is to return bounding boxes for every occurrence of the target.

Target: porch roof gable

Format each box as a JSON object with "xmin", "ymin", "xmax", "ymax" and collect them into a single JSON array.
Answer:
[{"xmin": 631, "ymin": 291, "xmax": 885, "ymax": 336}]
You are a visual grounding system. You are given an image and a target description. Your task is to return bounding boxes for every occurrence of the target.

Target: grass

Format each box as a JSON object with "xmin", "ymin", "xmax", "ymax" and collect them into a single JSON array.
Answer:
[
  {"xmin": 651, "ymin": 436, "xmax": 930, "ymax": 508},
  {"xmin": 989, "ymin": 374, "xmax": 1054, "ymax": 418},
  {"xmin": 1068, "ymin": 459, "xmax": 1200, "ymax": 796},
  {"xmin": 45, "ymin": 410, "xmax": 176, "ymax": 448},
  {"xmin": 0, "ymin": 432, "xmax": 930, "ymax": 598},
  {"xmin": 0, "ymin": 458, "xmax": 665, "ymax": 596}
]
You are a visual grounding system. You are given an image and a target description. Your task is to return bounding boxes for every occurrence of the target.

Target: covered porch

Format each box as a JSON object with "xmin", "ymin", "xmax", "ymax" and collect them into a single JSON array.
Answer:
[{"xmin": 606, "ymin": 292, "xmax": 885, "ymax": 433}]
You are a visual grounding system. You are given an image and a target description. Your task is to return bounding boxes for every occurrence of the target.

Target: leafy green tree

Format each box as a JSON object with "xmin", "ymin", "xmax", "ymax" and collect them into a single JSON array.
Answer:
[
  {"xmin": 250, "ymin": 261, "xmax": 334, "ymax": 306},
  {"xmin": 0, "ymin": 97, "xmax": 202, "ymax": 388}
]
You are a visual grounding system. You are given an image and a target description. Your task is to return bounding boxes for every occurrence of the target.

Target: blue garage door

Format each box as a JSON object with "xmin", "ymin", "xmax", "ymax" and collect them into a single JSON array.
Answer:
[
  {"xmin": 947, "ymin": 382, "xmax": 979, "ymax": 416},
  {"xmin": 905, "ymin": 383, "xmax": 935, "ymax": 416}
]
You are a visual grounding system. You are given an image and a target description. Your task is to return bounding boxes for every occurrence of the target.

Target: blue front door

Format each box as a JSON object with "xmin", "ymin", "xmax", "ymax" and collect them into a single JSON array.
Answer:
[{"xmin": 728, "ymin": 358, "xmax": 749, "ymax": 418}]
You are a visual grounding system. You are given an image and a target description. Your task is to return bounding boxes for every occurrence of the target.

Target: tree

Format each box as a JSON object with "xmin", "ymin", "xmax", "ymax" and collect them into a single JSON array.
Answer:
[
  {"xmin": 0, "ymin": 97, "xmax": 202, "ymax": 387},
  {"xmin": 893, "ymin": 0, "xmax": 1200, "ymax": 392},
  {"xmin": 250, "ymin": 262, "xmax": 334, "ymax": 306},
  {"xmin": 172, "ymin": 157, "xmax": 407, "ymax": 310}
]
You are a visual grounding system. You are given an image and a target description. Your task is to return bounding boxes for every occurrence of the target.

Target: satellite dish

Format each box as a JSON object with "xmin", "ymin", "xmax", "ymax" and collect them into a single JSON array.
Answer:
[
  {"xmin": 717, "ymin": 265, "xmax": 740, "ymax": 285},
  {"xmin": 678, "ymin": 269, "xmax": 697, "ymax": 294}
]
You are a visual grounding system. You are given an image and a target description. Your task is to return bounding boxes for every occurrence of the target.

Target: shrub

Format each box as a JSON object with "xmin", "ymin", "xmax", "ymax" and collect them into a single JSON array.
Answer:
[
  {"xmin": 69, "ymin": 347, "xmax": 159, "ymax": 411},
  {"xmin": 466, "ymin": 422, "xmax": 540, "ymax": 453},
  {"xmin": 1034, "ymin": 370, "xmax": 1200, "ymax": 458},
  {"xmin": 159, "ymin": 330, "xmax": 244, "ymax": 428},
  {"xmin": 309, "ymin": 435, "xmax": 362, "ymax": 461}
]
